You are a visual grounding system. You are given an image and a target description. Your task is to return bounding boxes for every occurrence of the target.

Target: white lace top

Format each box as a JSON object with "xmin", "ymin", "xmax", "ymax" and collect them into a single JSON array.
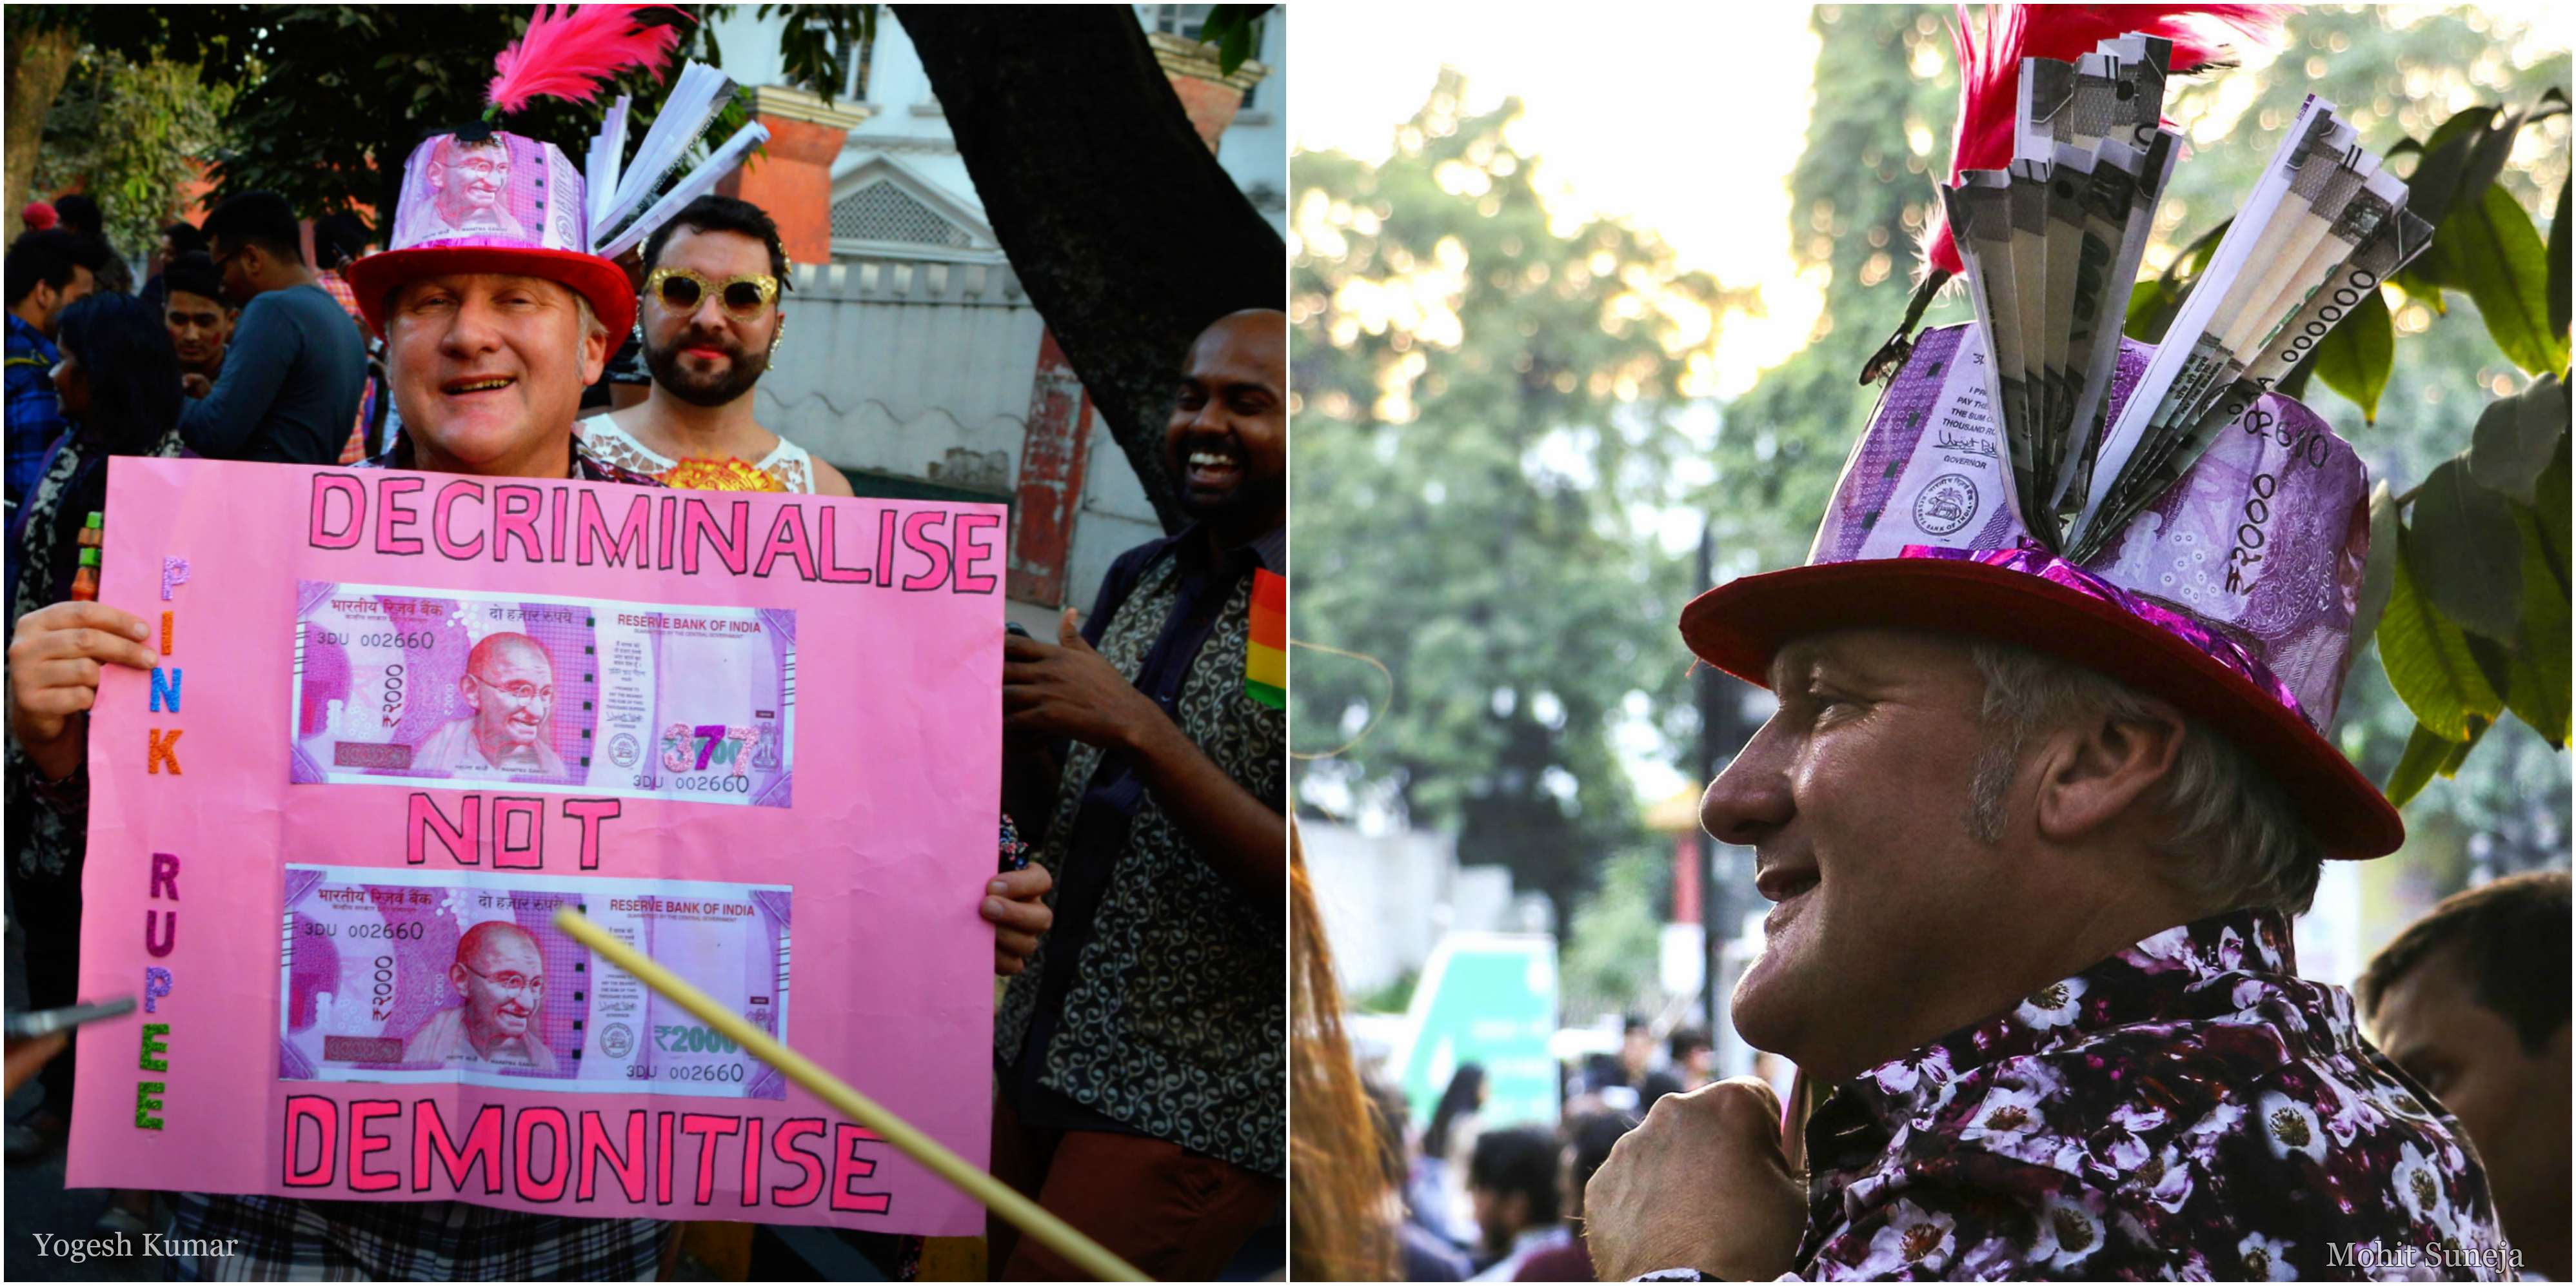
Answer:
[{"xmin": 575, "ymin": 413, "xmax": 820, "ymax": 493}]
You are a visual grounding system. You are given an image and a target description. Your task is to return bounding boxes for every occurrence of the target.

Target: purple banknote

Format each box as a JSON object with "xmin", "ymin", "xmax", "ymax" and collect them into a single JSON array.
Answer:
[
  {"xmin": 1815, "ymin": 323, "xmax": 2368, "ymax": 729},
  {"xmin": 279, "ymin": 866, "xmax": 794, "ymax": 1100},
  {"xmin": 291, "ymin": 582, "xmax": 796, "ymax": 807}
]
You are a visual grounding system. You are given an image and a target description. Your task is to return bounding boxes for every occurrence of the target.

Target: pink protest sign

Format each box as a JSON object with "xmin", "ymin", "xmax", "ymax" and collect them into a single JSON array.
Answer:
[{"xmin": 68, "ymin": 458, "xmax": 1009, "ymax": 1233}]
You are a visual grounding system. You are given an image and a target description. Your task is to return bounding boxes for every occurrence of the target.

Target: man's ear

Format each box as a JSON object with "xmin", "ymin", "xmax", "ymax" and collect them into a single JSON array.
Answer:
[
  {"xmin": 577, "ymin": 313, "xmax": 610, "ymax": 386},
  {"xmin": 459, "ymin": 675, "xmax": 481, "ymax": 712},
  {"xmin": 2033, "ymin": 705, "xmax": 2187, "ymax": 844}
]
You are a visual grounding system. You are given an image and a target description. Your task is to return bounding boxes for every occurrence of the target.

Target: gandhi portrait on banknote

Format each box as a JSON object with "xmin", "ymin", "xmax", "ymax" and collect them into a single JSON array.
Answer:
[
  {"xmin": 413, "ymin": 133, "xmax": 528, "ymax": 241},
  {"xmin": 402, "ymin": 920, "xmax": 559, "ymax": 1072},
  {"xmin": 411, "ymin": 632, "xmax": 568, "ymax": 777}
]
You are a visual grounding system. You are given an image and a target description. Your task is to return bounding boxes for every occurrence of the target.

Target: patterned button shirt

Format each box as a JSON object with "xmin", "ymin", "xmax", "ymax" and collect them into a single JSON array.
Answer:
[
  {"xmin": 1658, "ymin": 907, "xmax": 2519, "ymax": 1281},
  {"xmin": 168, "ymin": 432, "xmax": 673, "ymax": 1281},
  {"xmin": 994, "ymin": 525, "xmax": 1287, "ymax": 1178}
]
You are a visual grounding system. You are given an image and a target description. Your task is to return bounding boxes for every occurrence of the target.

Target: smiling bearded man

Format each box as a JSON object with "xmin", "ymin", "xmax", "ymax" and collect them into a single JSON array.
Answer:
[
  {"xmin": 990, "ymin": 308, "xmax": 1289, "ymax": 1281},
  {"xmin": 577, "ymin": 195, "xmax": 857, "ymax": 495}
]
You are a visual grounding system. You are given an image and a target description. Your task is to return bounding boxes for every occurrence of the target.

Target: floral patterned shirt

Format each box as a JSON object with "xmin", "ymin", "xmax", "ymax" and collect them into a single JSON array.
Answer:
[{"xmin": 1656, "ymin": 907, "xmax": 2519, "ymax": 1281}]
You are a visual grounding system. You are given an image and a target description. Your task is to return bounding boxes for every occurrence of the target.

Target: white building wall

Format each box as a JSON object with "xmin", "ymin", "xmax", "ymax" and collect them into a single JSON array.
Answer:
[
  {"xmin": 1300, "ymin": 820, "xmax": 1528, "ymax": 998},
  {"xmin": 760, "ymin": 259, "xmax": 1042, "ymax": 491}
]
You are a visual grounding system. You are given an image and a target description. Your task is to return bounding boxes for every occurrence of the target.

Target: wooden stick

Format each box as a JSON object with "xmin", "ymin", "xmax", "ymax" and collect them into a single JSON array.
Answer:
[{"xmin": 550, "ymin": 908, "xmax": 1150, "ymax": 1282}]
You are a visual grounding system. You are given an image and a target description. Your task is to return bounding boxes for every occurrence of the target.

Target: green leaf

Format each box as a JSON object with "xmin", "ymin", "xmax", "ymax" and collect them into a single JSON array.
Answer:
[
  {"xmin": 2411, "ymin": 105, "xmax": 2493, "ymax": 229},
  {"xmin": 2378, "ymin": 526, "xmax": 2506, "ymax": 739},
  {"xmin": 2392, "ymin": 260, "xmax": 2452, "ymax": 314},
  {"xmin": 2441, "ymin": 716, "xmax": 2491, "ymax": 777},
  {"xmin": 2385, "ymin": 722, "xmax": 2452, "ymax": 806},
  {"xmin": 2125, "ymin": 277, "xmax": 2174, "ymax": 340},
  {"xmin": 2450, "ymin": 184, "xmax": 2570, "ymax": 377},
  {"xmin": 2538, "ymin": 431, "xmax": 2571, "ymax": 579},
  {"xmin": 2312, "ymin": 286, "xmax": 2394, "ymax": 422},
  {"xmin": 2468, "ymin": 374, "xmax": 2567, "ymax": 504},
  {"xmin": 2407, "ymin": 457, "xmax": 2525, "ymax": 640},
  {"xmin": 2551, "ymin": 175, "xmax": 2571, "ymax": 353},
  {"xmin": 2350, "ymin": 479, "xmax": 2399, "ymax": 655},
  {"xmin": 2404, "ymin": 105, "xmax": 2495, "ymax": 230},
  {"xmin": 2504, "ymin": 504, "xmax": 2571, "ymax": 748}
]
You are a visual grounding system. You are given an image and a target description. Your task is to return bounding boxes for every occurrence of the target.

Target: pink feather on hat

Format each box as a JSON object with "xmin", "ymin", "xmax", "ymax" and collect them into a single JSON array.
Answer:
[
  {"xmin": 1921, "ymin": 4, "xmax": 2295, "ymax": 279},
  {"xmin": 486, "ymin": 4, "xmax": 691, "ymax": 115}
]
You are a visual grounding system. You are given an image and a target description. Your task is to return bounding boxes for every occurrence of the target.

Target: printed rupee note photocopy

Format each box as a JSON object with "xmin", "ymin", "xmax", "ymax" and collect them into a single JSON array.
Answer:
[{"xmin": 66, "ymin": 458, "xmax": 1008, "ymax": 1233}]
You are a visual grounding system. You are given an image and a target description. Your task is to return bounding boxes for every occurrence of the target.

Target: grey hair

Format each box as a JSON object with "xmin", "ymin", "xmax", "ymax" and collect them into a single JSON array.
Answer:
[
  {"xmin": 1965, "ymin": 640, "xmax": 2322, "ymax": 916},
  {"xmin": 571, "ymin": 293, "xmax": 607, "ymax": 343}
]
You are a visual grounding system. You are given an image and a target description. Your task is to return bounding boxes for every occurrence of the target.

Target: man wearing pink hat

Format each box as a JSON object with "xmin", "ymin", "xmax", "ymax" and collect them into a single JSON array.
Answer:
[{"xmin": 1580, "ymin": 14, "xmax": 2520, "ymax": 1283}]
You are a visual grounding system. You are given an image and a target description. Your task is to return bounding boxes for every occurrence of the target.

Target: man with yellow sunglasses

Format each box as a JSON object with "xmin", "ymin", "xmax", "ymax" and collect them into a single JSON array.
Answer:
[{"xmin": 577, "ymin": 195, "xmax": 856, "ymax": 494}]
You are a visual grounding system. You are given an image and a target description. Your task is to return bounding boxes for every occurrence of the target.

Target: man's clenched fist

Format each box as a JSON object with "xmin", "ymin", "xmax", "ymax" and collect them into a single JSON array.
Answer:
[{"xmin": 1585, "ymin": 1077, "xmax": 1808, "ymax": 1280}]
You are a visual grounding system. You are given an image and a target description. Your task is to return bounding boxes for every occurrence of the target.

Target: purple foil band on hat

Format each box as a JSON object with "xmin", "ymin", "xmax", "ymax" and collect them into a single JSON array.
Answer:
[{"xmin": 1897, "ymin": 540, "xmax": 2308, "ymax": 722}]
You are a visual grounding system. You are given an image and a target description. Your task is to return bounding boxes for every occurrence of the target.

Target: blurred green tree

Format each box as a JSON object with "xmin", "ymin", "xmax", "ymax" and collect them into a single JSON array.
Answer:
[
  {"xmin": 32, "ymin": 50, "xmax": 234, "ymax": 253},
  {"xmin": 1291, "ymin": 70, "xmax": 1745, "ymax": 918}
]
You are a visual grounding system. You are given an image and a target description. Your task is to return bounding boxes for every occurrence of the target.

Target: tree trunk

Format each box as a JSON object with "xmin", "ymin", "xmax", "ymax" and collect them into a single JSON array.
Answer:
[
  {"xmin": 895, "ymin": 6, "xmax": 1284, "ymax": 533},
  {"xmin": 5, "ymin": 19, "xmax": 79, "ymax": 242}
]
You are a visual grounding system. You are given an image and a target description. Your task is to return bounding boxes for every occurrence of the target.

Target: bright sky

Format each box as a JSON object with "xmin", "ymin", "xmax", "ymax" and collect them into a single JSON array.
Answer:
[{"xmin": 1289, "ymin": 1, "xmax": 1828, "ymax": 399}]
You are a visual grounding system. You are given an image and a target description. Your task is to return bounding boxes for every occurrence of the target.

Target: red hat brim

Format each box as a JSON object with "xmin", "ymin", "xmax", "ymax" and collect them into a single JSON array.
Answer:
[
  {"xmin": 1679, "ymin": 558, "xmax": 2404, "ymax": 860},
  {"xmin": 344, "ymin": 245, "xmax": 635, "ymax": 344}
]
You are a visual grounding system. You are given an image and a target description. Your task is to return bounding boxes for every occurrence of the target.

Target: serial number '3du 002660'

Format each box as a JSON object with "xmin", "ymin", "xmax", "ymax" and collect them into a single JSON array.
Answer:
[
  {"xmin": 288, "ymin": 581, "xmax": 798, "ymax": 807},
  {"xmin": 279, "ymin": 866, "xmax": 794, "ymax": 1100}
]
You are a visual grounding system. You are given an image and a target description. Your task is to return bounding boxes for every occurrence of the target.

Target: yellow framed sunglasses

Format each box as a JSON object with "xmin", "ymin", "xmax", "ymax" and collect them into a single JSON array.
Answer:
[{"xmin": 644, "ymin": 267, "xmax": 782, "ymax": 319}]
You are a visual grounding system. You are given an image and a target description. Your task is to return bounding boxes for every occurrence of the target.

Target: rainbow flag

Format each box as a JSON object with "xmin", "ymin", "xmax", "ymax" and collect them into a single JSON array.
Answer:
[{"xmin": 1247, "ymin": 568, "xmax": 1285, "ymax": 709}]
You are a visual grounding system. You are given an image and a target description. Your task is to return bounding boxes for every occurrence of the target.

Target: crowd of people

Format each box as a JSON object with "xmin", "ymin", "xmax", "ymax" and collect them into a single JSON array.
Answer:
[
  {"xmin": 1290, "ymin": 866, "xmax": 2568, "ymax": 1284},
  {"xmin": 6, "ymin": 94, "xmax": 1285, "ymax": 1280}
]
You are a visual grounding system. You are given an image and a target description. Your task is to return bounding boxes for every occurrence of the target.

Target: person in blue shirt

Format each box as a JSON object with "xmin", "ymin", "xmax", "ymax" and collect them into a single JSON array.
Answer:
[
  {"xmin": 179, "ymin": 191, "xmax": 364, "ymax": 464},
  {"xmin": 5, "ymin": 230, "xmax": 107, "ymax": 506}
]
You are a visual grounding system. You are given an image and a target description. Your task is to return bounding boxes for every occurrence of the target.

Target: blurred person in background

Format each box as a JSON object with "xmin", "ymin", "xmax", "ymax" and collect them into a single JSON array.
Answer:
[
  {"xmin": 1366, "ymin": 1078, "xmax": 1469, "ymax": 1281},
  {"xmin": 6, "ymin": 229, "xmax": 107, "ymax": 506},
  {"xmin": 161, "ymin": 252, "xmax": 233, "ymax": 391},
  {"xmin": 1293, "ymin": 829, "xmax": 1401, "ymax": 1281},
  {"xmin": 139, "ymin": 221, "xmax": 210, "ymax": 312},
  {"xmin": 2359, "ymin": 871, "xmax": 2570, "ymax": 1281},
  {"xmin": 48, "ymin": 194, "xmax": 130, "ymax": 295},
  {"xmin": 19, "ymin": 202, "xmax": 58, "ymax": 233},
  {"xmin": 12, "ymin": 293, "xmax": 188, "ymax": 619},
  {"xmin": 1667, "ymin": 1027, "xmax": 1715, "ymax": 1093},
  {"xmin": 1601, "ymin": 1014, "xmax": 1684, "ymax": 1113},
  {"xmin": 308, "ymin": 212, "xmax": 385, "ymax": 463},
  {"xmin": 1464, "ymin": 1125, "xmax": 1562, "ymax": 1280},
  {"xmin": 3, "ymin": 291, "xmax": 184, "ymax": 1156},
  {"xmin": 179, "ymin": 190, "xmax": 363, "ymax": 464},
  {"xmin": 1411, "ymin": 1062, "xmax": 1487, "ymax": 1249},
  {"xmin": 1512, "ymin": 1110, "xmax": 1636, "ymax": 1282}
]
